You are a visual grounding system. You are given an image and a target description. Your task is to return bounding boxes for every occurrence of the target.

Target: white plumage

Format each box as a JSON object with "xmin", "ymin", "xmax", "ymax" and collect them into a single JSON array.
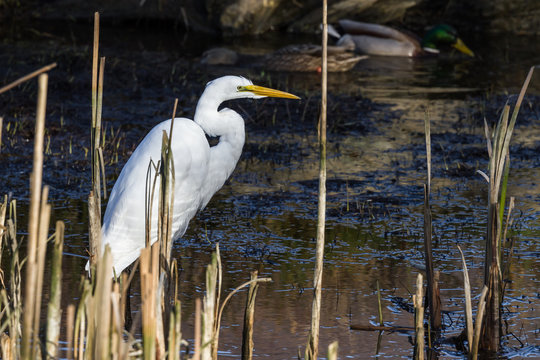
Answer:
[{"xmin": 86, "ymin": 76, "xmax": 299, "ymax": 274}]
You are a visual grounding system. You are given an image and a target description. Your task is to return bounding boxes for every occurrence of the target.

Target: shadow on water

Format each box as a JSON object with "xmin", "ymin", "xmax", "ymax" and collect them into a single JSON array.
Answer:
[{"xmin": 0, "ymin": 20, "xmax": 539, "ymax": 358}]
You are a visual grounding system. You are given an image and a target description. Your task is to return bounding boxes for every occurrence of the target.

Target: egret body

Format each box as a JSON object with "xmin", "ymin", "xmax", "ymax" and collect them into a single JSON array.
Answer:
[{"xmin": 88, "ymin": 76, "xmax": 299, "ymax": 274}]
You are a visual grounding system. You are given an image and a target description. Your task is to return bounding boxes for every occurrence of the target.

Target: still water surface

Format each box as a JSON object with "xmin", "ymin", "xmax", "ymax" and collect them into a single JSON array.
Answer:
[{"xmin": 1, "ymin": 22, "xmax": 539, "ymax": 358}]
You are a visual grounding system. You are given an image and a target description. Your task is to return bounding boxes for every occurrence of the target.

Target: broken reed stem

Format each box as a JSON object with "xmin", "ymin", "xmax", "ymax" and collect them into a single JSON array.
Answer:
[
  {"xmin": 242, "ymin": 271, "xmax": 260, "ymax": 360},
  {"xmin": 414, "ymin": 273, "xmax": 425, "ymax": 360},
  {"xmin": 306, "ymin": 0, "xmax": 327, "ymax": 359},
  {"xmin": 89, "ymin": 12, "xmax": 104, "ymax": 266},
  {"xmin": 3, "ymin": 201, "xmax": 21, "ymax": 359},
  {"xmin": 66, "ymin": 304, "xmax": 75, "ymax": 360},
  {"xmin": 202, "ymin": 250, "xmax": 218, "ymax": 360},
  {"xmin": 193, "ymin": 298, "xmax": 202, "ymax": 360},
  {"xmin": 140, "ymin": 243, "xmax": 160, "ymax": 360},
  {"xmin": 376, "ymin": 280, "xmax": 383, "ymax": 326},
  {"xmin": 168, "ymin": 300, "xmax": 182, "ymax": 360},
  {"xmin": 21, "ymin": 73, "xmax": 48, "ymax": 360},
  {"xmin": 158, "ymin": 98, "xmax": 178, "ymax": 280},
  {"xmin": 45, "ymin": 221, "xmax": 64, "ymax": 359},
  {"xmin": 457, "ymin": 245, "xmax": 474, "ymax": 351},
  {"xmin": 215, "ymin": 276, "xmax": 271, "ymax": 359},
  {"xmin": 471, "ymin": 286, "xmax": 489, "ymax": 360},
  {"xmin": 0, "ymin": 62, "xmax": 57, "ymax": 95},
  {"xmin": 327, "ymin": 341, "xmax": 338, "ymax": 360},
  {"xmin": 93, "ymin": 246, "xmax": 113, "ymax": 359},
  {"xmin": 96, "ymin": 56, "xmax": 106, "ymax": 200}
]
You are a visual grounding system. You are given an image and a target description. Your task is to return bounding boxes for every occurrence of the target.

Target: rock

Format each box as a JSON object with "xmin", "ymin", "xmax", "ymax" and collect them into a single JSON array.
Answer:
[
  {"xmin": 200, "ymin": 47, "xmax": 239, "ymax": 65},
  {"xmin": 4, "ymin": 0, "xmax": 540, "ymax": 36}
]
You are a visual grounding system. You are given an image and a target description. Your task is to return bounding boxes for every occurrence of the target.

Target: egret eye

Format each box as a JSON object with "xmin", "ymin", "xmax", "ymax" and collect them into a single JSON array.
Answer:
[{"xmin": 236, "ymin": 86, "xmax": 242, "ymax": 91}]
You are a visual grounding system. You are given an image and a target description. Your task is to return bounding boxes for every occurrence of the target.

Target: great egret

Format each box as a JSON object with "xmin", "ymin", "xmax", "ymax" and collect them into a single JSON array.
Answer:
[{"xmin": 86, "ymin": 76, "xmax": 299, "ymax": 274}]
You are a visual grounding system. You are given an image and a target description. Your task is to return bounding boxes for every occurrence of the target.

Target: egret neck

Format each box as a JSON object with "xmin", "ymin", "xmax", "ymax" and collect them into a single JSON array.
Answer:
[{"xmin": 194, "ymin": 88, "xmax": 245, "ymax": 209}]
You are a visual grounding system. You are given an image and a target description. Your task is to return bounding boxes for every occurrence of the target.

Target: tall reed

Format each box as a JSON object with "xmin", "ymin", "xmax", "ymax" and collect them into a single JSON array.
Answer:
[
  {"xmin": 242, "ymin": 271, "xmax": 260, "ymax": 360},
  {"xmin": 423, "ymin": 115, "xmax": 441, "ymax": 333},
  {"xmin": 89, "ymin": 12, "xmax": 106, "ymax": 267},
  {"xmin": 480, "ymin": 66, "xmax": 535, "ymax": 351},
  {"xmin": 0, "ymin": 198, "xmax": 22, "ymax": 359},
  {"xmin": 413, "ymin": 274, "xmax": 425, "ymax": 360},
  {"xmin": 21, "ymin": 73, "xmax": 50, "ymax": 360},
  {"xmin": 305, "ymin": 0, "xmax": 328, "ymax": 358},
  {"xmin": 45, "ymin": 221, "xmax": 65, "ymax": 359}
]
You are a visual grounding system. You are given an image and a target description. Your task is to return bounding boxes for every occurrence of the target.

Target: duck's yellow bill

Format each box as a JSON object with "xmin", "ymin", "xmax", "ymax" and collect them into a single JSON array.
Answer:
[
  {"xmin": 453, "ymin": 38, "xmax": 475, "ymax": 57},
  {"xmin": 240, "ymin": 84, "xmax": 300, "ymax": 99}
]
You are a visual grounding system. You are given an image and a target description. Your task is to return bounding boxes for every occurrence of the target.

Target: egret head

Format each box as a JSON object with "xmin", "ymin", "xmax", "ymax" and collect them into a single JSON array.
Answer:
[{"xmin": 204, "ymin": 76, "xmax": 300, "ymax": 102}]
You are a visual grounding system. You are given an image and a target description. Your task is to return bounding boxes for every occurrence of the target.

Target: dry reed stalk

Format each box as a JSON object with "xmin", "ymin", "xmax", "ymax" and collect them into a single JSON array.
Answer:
[
  {"xmin": 111, "ymin": 282, "xmax": 128, "ymax": 359},
  {"xmin": 2, "ymin": 205, "xmax": 21, "ymax": 359},
  {"xmin": 306, "ymin": 1, "xmax": 328, "ymax": 358},
  {"xmin": 140, "ymin": 243, "xmax": 160, "ymax": 359},
  {"xmin": 414, "ymin": 274, "xmax": 425, "ymax": 360},
  {"xmin": 423, "ymin": 115, "xmax": 441, "ymax": 332},
  {"xmin": 471, "ymin": 286, "xmax": 488, "ymax": 360},
  {"xmin": 156, "ymin": 100, "xmax": 178, "ymax": 344},
  {"xmin": 91, "ymin": 12, "xmax": 99, "ymax": 135},
  {"xmin": 376, "ymin": 280, "xmax": 383, "ymax": 326},
  {"xmin": 0, "ymin": 195, "xmax": 6, "ymax": 269},
  {"xmin": 0, "ymin": 117, "xmax": 3, "ymax": 154},
  {"xmin": 212, "ymin": 245, "xmax": 223, "ymax": 360},
  {"xmin": 242, "ymin": 271, "xmax": 260, "ymax": 360},
  {"xmin": 89, "ymin": 12, "xmax": 105, "ymax": 267},
  {"xmin": 93, "ymin": 246, "xmax": 113, "ymax": 359},
  {"xmin": 0, "ymin": 333, "xmax": 13, "ymax": 360},
  {"xmin": 213, "ymin": 274, "xmax": 271, "ymax": 360},
  {"xmin": 87, "ymin": 191, "xmax": 101, "ymax": 268},
  {"xmin": 168, "ymin": 300, "xmax": 182, "ymax": 360},
  {"xmin": 457, "ymin": 245, "xmax": 473, "ymax": 350},
  {"xmin": 31, "ymin": 186, "xmax": 51, "ymax": 359},
  {"xmin": 75, "ymin": 279, "xmax": 91, "ymax": 359},
  {"xmin": 193, "ymin": 298, "xmax": 202, "ymax": 360},
  {"xmin": 66, "ymin": 304, "xmax": 75, "ymax": 360},
  {"xmin": 21, "ymin": 73, "xmax": 49, "ymax": 360},
  {"xmin": 202, "ymin": 251, "xmax": 218, "ymax": 360},
  {"xmin": 159, "ymin": 99, "xmax": 178, "ymax": 271},
  {"xmin": 327, "ymin": 341, "xmax": 338, "ymax": 360},
  {"xmin": 93, "ymin": 56, "xmax": 107, "ymax": 202},
  {"xmin": 45, "ymin": 221, "xmax": 65, "ymax": 359},
  {"xmin": 0, "ymin": 63, "xmax": 57, "ymax": 95}
]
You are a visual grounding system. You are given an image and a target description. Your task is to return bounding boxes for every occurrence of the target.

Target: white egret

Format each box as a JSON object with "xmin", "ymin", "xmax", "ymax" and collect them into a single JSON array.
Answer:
[{"xmin": 86, "ymin": 76, "xmax": 299, "ymax": 274}]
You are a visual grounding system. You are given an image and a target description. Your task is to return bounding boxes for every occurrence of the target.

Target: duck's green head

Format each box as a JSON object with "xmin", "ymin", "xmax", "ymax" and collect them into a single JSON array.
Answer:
[{"xmin": 421, "ymin": 24, "xmax": 474, "ymax": 57}]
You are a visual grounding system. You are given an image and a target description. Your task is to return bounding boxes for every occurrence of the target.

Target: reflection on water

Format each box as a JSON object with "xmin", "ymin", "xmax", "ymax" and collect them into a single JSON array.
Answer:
[{"xmin": 1, "ymin": 22, "xmax": 539, "ymax": 358}]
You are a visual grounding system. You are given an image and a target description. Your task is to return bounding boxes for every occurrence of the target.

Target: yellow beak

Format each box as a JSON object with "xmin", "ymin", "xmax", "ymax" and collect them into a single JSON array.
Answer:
[
  {"xmin": 453, "ymin": 38, "xmax": 475, "ymax": 57},
  {"xmin": 240, "ymin": 84, "xmax": 300, "ymax": 99}
]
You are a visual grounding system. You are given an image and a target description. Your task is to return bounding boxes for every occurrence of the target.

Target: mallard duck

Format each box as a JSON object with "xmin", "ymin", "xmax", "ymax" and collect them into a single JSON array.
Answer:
[
  {"xmin": 332, "ymin": 20, "xmax": 474, "ymax": 58},
  {"xmin": 200, "ymin": 44, "xmax": 367, "ymax": 72},
  {"xmin": 264, "ymin": 44, "xmax": 367, "ymax": 72}
]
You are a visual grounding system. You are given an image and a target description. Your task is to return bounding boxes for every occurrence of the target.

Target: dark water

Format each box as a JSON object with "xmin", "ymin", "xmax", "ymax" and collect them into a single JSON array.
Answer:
[{"xmin": 1, "ymin": 20, "xmax": 539, "ymax": 358}]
